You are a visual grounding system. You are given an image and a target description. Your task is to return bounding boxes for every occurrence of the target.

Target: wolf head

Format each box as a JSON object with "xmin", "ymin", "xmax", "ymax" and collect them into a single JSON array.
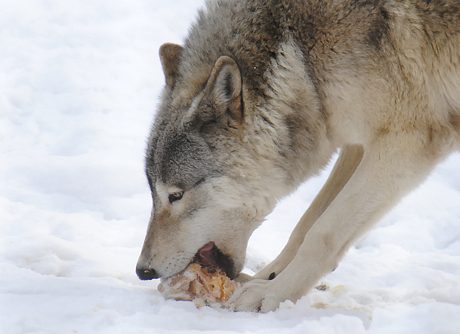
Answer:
[
  {"xmin": 136, "ymin": 43, "xmax": 281, "ymax": 280},
  {"xmin": 136, "ymin": 32, "xmax": 332, "ymax": 280}
]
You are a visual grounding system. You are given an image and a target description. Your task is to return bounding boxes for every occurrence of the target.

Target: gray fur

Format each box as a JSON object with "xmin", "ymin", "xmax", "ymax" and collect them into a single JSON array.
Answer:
[{"xmin": 137, "ymin": 0, "xmax": 460, "ymax": 312}]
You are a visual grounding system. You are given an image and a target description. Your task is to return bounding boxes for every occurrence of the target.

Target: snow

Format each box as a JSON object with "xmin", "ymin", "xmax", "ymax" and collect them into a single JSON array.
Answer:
[{"xmin": 1, "ymin": 0, "xmax": 459, "ymax": 333}]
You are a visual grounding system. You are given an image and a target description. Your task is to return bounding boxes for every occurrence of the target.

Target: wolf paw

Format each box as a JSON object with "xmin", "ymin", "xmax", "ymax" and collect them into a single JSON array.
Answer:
[{"xmin": 227, "ymin": 279, "xmax": 282, "ymax": 313}]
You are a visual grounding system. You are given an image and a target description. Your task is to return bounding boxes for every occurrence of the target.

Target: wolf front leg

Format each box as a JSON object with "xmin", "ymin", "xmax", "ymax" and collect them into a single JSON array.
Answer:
[
  {"xmin": 253, "ymin": 145, "xmax": 364, "ymax": 281},
  {"xmin": 228, "ymin": 140, "xmax": 441, "ymax": 312}
]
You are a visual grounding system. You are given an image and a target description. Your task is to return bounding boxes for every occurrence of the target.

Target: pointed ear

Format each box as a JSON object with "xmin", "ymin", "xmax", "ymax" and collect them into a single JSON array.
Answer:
[
  {"xmin": 202, "ymin": 56, "xmax": 243, "ymax": 128},
  {"xmin": 159, "ymin": 43, "xmax": 183, "ymax": 88}
]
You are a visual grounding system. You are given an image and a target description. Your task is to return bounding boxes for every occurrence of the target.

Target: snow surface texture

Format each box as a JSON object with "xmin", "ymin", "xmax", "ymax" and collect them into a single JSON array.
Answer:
[{"xmin": 1, "ymin": 1, "xmax": 460, "ymax": 333}]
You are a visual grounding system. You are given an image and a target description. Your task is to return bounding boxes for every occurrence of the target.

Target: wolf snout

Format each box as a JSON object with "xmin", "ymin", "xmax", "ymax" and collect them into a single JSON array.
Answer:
[{"xmin": 136, "ymin": 266, "xmax": 160, "ymax": 280}]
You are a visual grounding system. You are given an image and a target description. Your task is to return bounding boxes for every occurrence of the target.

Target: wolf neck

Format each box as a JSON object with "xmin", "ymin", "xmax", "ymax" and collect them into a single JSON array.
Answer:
[
  {"xmin": 245, "ymin": 38, "xmax": 334, "ymax": 193},
  {"xmin": 179, "ymin": 0, "xmax": 336, "ymax": 192}
]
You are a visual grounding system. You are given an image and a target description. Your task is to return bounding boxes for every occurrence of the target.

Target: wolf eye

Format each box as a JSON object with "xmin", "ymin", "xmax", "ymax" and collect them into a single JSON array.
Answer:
[{"xmin": 168, "ymin": 191, "xmax": 184, "ymax": 204}]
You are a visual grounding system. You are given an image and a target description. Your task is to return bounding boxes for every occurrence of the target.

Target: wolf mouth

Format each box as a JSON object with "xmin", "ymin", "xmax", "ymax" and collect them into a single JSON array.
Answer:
[{"xmin": 193, "ymin": 242, "xmax": 236, "ymax": 280}]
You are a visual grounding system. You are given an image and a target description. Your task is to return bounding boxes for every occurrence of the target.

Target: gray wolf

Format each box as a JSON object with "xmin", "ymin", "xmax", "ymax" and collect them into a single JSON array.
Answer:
[{"xmin": 136, "ymin": 0, "xmax": 460, "ymax": 312}]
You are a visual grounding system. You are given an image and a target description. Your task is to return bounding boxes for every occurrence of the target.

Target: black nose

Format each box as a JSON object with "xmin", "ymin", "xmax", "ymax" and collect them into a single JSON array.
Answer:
[{"xmin": 136, "ymin": 267, "xmax": 160, "ymax": 280}]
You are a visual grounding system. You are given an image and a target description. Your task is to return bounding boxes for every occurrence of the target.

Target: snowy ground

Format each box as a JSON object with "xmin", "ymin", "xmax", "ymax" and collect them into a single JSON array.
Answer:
[{"xmin": 1, "ymin": 1, "xmax": 460, "ymax": 333}]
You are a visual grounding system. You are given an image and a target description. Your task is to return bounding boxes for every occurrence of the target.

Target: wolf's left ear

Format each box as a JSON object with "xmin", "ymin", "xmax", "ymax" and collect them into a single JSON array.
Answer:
[
  {"xmin": 159, "ymin": 43, "xmax": 183, "ymax": 88},
  {"xmin": 202, "ymin": 56, "xmax": 243, "ymax": 128}
]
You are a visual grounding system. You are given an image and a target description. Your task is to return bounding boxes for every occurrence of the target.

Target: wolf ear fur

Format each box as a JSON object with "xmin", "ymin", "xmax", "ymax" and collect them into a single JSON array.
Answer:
[
  {"xmin": 159, "ymin": 43, "xmax": 183, "ymax": 88},
  {"xmin": 201, "ymin": 56, "xmax": 243, "ymax": 129}
]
